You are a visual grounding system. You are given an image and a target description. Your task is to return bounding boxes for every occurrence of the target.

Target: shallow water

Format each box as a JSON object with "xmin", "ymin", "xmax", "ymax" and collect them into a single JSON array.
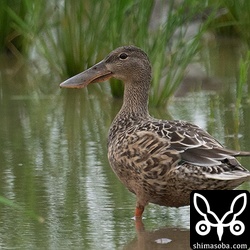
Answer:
[{"xmin": 0, "ymin": 40, "xmax": 250, "ymax": 249}]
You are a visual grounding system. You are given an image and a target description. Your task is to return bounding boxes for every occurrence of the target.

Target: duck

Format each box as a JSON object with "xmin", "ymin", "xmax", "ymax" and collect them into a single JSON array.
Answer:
[{"xmin": 60, "ymin": 45, "xmax": 250, "ymax": 218}]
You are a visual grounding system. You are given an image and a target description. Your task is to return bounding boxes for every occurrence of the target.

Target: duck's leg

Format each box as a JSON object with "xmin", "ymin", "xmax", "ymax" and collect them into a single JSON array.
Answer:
[
  {"xmin": 135, "ymin": 205, "xmax": 144, "ymax": 218},
  {"xmin": 134, "ymin": 204, "xmax": 145, "ymax": 231}
]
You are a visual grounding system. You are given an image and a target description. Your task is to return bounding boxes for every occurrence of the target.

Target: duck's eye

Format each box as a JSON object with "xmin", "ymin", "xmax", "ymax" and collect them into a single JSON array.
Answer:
[{"xmin": 119, "ymin": 53, "xmax": 128, "ymax": 60}]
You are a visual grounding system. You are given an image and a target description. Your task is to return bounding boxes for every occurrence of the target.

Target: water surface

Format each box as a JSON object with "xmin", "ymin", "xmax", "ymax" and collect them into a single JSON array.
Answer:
[{"xmin": 0, "ymin": 40, "xmax": 250, "ymax": 249}]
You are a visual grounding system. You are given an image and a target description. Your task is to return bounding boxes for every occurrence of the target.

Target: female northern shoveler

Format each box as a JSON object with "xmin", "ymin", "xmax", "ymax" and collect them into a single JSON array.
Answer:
[{"xmin": 60, "ymin": 46, "xmax": 250, "ymax": 218}]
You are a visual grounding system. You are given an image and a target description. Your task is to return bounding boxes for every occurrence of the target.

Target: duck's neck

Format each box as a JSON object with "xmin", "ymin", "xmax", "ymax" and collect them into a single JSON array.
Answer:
[
  {"xmin": 118, "ymin": 79, "xmax": 150, "ymax": 119},
  {"xmin": 108, "ymin": 78, "xmax": 150, "ymax": 143}
]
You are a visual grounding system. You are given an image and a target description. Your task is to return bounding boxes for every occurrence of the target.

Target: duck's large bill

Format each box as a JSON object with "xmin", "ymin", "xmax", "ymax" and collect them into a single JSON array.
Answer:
[{"xmin": 60, "ymin": 60, "xmax": 113, "ymax": 88}]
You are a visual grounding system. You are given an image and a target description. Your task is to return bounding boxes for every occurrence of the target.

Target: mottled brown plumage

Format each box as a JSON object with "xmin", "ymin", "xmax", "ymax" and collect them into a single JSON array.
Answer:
[{"xmin": 60, "ymin": 45, "xmax": 250, "ymax": 217}]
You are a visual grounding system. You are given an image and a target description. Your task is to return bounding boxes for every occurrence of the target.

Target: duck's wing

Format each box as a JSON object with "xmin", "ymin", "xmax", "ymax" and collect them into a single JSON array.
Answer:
[{"xmin": 139, "ymin": 119, "xmax": 250, "ymax": 169}]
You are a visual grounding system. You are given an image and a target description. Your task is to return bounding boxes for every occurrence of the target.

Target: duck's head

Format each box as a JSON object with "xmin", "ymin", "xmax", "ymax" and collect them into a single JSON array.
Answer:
[{"xmin": 60, "ymin": 46, "xmax": 152, "ymax": 89}]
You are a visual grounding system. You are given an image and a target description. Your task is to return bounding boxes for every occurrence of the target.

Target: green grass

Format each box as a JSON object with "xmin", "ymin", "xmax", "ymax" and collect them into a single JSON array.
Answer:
[
  {"xmin": 3, "ymin": 0, "xmax": 249, "ymax": 106},
  {"xmin": 1, "ymin": 0, "xmax": 49, "ymax": 57},
  {"xmin": 228, "ymin": 50, "xmax": 250, "ymax": 137},
  {"xmin": 236, "ymin": 51, "xmax": 250, "ymax": 106},
  {"xmin": 147, "ymin": 0, "xmax": 213, "ymax": 106},
  {"xmin": 38, "ymin": 1, "xmax": 155, "ymax": 78},
  {"xmin": 37, "ymin": 0, "xmax": 215, "ymax": 106},
  {"xmin": 210, "ymin": 0, "xmax": 250, "ymax": 46}
]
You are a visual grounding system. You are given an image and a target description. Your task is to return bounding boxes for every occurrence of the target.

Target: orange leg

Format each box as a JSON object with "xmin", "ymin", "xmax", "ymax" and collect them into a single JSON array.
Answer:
[
  {"xmin": 135, "ymin": 205, "xmax": 144, "ymax": 218},
  {"xmin": 134, "ymin": 205, "xmax": 145, "ymax": 231}
]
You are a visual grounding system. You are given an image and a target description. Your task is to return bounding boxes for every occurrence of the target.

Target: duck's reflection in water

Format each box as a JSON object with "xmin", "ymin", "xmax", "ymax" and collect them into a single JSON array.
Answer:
[{"xmin": 125, "ymin": 219, "xmax": 190, "ymax": 250}]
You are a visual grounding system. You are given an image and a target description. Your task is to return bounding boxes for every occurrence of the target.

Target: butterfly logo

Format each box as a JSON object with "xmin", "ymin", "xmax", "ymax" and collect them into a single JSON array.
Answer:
[{"xmin": 193, "ymin": 193, "xmax": 247, "ymax": 241}]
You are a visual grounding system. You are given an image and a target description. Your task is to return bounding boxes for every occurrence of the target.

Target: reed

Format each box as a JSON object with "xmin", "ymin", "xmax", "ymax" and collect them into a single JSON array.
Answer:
[
  {"xmin": 38, "ymin": 0, "xmax": 214, "ymax": 106},
  {"xmin": 2, "ymin": 0, "xmax": 217, "ymax": 106},
  {"xmin": 236, "ymin": 51, "xmax": 250, "ymax": 107},
  {"xmin": 147, "ymin": 0, "xmax": 214, "ymax": 106},
  {"xmin": 2, "ymin": 1, "xmax": 49, "ymax": 57},
  {"xmin": 229, "ymin": 51, "xmax": 250, "ymax": 137},
  {"xmin": 38, "ymin": 1, "xmax": 155, "ymax": 78},
  {"xmin": 210, "ymin": 0, "xmax": 250, "ymax": 46},
  {"xmin": 42, "ymin": 0, "xmax": 211, "ymax": 106}
]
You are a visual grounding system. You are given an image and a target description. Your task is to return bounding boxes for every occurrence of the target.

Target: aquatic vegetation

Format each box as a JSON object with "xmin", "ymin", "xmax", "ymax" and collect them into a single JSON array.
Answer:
[
  {"xmin": 1, "ymin": 1, "xmax": 50, "ymax": 56},
  {"xmin": 236, "ymin": 51, "xmax": 250, "ymax": 106},
  {"xmin": 38, "ymin": 0, "xmax": 215, "ymax": 106},
  {"xmin": 210, "ymin": 0, "xmax": 250, "ymax": 46},
  {"xmin": 1, "ymin": 0, "xmax": 249, "ymax": 106}
]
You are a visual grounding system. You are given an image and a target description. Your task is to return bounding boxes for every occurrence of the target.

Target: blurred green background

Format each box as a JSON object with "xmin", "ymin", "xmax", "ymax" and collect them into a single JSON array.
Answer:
[
  {"xmin": 1, "ymin": 0, "xmax": 249, "ymax": 105},
  {"xmin": 0, "ymin": 1, "xmax": 250, "ymax": 249}
]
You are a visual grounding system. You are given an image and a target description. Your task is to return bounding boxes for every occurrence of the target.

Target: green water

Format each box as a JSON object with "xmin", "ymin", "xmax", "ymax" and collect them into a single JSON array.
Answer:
[{"xmin": 0, "ymin": 40, "xmax": 250, "ymax": 249}]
